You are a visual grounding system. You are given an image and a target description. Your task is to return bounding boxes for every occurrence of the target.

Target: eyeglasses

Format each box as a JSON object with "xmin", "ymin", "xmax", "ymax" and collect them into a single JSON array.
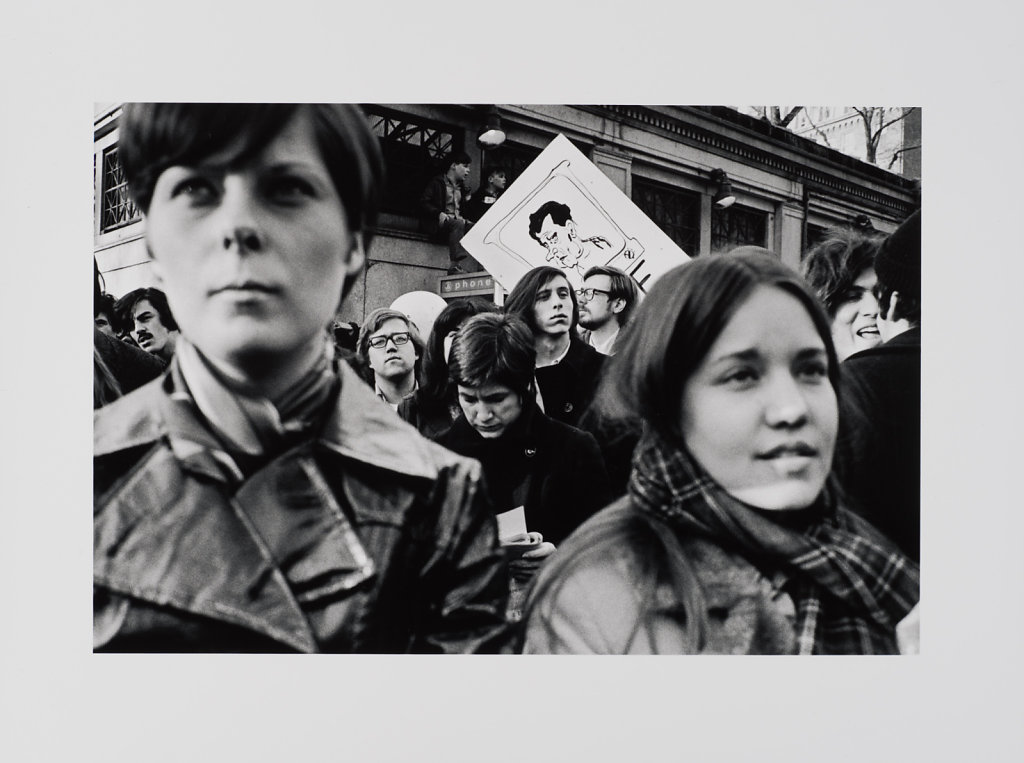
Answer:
[
  {"xmin": 574, "ymin": 287, "xmax": 611, "ymax": 301},
  {"xmin": 367, "ymin": 331, "xmax": 412, "ymax": 349}
]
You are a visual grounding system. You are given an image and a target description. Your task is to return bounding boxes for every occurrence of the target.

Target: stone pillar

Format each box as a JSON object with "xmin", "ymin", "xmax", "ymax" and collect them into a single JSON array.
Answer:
[
  {"xmin": 775, "ymin": 201, "xmax": 806, "ymax": 270},
  {"xmin": 591, "ymin": 146, "xmax": 633, "ymax": 197}
]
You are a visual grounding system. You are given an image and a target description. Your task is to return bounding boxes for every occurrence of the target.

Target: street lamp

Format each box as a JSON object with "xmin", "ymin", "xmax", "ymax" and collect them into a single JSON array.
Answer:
[
  {"xmin": 710, "ymin": 168, "xmax": 736, "ymax": 209},
  {"xmin": 477, "ymin": 106, "xmax": 506, "ymax": 150}
]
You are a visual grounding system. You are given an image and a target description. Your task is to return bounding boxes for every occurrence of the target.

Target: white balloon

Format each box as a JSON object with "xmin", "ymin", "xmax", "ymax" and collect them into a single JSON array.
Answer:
[{"xmin": 390, "ymin": 291, "xmax": 448, "ymax": 340}]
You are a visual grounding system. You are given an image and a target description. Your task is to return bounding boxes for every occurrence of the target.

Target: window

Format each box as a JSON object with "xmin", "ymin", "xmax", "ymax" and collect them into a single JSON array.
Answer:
[
  {"xmin": 363, "ymin": 106, "xmax": 462, "ymax": 219},
  {"xmin": 100, "ymin": 145, "xmax": 141, "ymax": 233},
  {"xmin": 711, "ymin": 204, "xmax": 768, "ymax": 252},
  {"xmin": 631, "ymin": 178, "xmax": 701, "ymax": 256},
  {"xmin": 804, "ymin": 223, "xmax": 829, "ymax": 255},
  {"xmin": 481, "ymin": 141, "xmax": 542, "ymax": 186}
]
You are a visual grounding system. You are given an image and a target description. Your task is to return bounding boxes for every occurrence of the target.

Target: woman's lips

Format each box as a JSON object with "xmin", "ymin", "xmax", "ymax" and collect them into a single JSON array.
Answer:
[{"xmin": 210, "ymin": 281, "xmax": 280, "ymax": 296}]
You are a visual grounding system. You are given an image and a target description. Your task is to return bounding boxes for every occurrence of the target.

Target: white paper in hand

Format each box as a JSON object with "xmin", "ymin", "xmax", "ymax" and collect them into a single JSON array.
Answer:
[{"xmin": 495, "ymin": 506, "xmax": 528, "ymax": 543}]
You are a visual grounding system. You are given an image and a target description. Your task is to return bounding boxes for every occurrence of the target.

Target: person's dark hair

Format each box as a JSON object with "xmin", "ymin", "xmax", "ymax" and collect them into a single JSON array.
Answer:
[
  {"xmin": 420, "ymin": 298, "xmax": 496, "ymax": 403},
  {"xmin": 504, "ymin": 265, "xmax": 580, "ymax": 334},
  {"xmin": 93, "ymin": 346, "xmax": 122, "ymax": 410},
  {"xmin": 873, "ymin": 210, "xmax": 922, "ymax": 326},
  {"xmin": 356, "ymin": 308, "xmax": 425, "ymax": 364},
  {"xmin": 595, "ymin": 250, "xmax": 839, "ymax": 444},
  {"xmin": 119, "ymin": 103, "xmax": 385, "ymax": 250},
  {"xmin": 582, "ymin": 265, "xmax": 641, "ymax": 327},
  {"xmin": 527, "ymin": 201, "xmax": 572, "ymax": 244},
  {"xmin": 95, "ymin": 293, "xmax": 118, "ymax": 330},
  {"xmin": 483, "ymin": 164, "xmax": 506, "ymax": 184},
  {"xmin": 94, "ymin": 258, "xmax": 106, "ymax": 318},
  {"xmin": 115, "ymin": 287, "xmax": 179, "ymax": 332},
  {"xmin": 523, "ymin": 252, "xmax": 841, "ymax": 653},
  {"xmin": 444, "ymin": 151, "xmax": 472, "ymax": 171},
  {"xmin": 801, "ymin": 228, "xmax": 884, "ymax": 319},
  {"xmin": 447, "ymin": 313, "xmax": 536, "ymax": 399}
]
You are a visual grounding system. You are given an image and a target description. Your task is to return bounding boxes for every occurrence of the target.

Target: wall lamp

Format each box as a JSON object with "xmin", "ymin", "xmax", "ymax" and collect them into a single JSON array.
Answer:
[
  {"xmin": 476, "ymin": 106, "xmax": 506, "ymax": 149},
  {"xmin": 710, "ymin": 168, "xmax": 736, "ymax": 209}
]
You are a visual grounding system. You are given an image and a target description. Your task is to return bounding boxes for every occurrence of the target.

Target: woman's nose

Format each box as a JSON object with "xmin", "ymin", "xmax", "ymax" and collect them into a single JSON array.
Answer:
[
  {"xmin": 220, "ymin": 181, "xmax": 264, "ymax": 253},
  {"xmin": 763, "ymin": 374, "xmax": 810, "ymax": 428}
]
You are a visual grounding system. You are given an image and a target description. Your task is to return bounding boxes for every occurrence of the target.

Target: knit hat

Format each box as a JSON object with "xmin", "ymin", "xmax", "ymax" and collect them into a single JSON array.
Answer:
[{"xmin": 874, "ymin": 210, "xmax": 921, "ymax": 298}]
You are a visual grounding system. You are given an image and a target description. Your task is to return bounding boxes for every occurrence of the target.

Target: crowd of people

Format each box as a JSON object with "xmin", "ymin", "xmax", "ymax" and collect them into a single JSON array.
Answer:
[{"xmin": 93, "ymin": 103, "xmax": 920, "ymax": 654}]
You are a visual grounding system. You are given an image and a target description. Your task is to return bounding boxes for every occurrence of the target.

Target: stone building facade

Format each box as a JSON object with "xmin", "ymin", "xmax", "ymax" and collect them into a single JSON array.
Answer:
[{"xmin": 94, "ymin": 104, "xmax": 918, "ymax": 323}]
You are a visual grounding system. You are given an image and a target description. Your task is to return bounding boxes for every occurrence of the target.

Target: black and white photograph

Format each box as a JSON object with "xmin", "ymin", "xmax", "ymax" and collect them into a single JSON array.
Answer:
[{"xmin": 4, "ymin": 2, "xmax": 1024, "ymax": 761}]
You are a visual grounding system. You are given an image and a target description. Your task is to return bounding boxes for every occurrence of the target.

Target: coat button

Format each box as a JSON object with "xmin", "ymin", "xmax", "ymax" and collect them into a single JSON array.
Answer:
[
  {"xmin": 563, "ymin": 402, "xmax": 573, "ymax": 413},
  {"xmin": 525, "ymin": 447, "xmax": 536, "ymax": 457}
]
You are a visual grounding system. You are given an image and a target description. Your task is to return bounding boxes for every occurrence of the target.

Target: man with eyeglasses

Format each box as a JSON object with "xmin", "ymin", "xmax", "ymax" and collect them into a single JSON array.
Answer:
[
  {"xmin": 358, "ymin": 308, "xmax": 422, "ymax": 410},
  {"xmin": 576, "ymin": 265, "xmax": 641, "ymax": 356}
]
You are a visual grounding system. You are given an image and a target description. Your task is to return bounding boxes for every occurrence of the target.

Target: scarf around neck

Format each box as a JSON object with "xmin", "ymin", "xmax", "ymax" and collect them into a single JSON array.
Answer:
[
  {"xmin": 169, "ymin": 335, "xmax": 339, "ymax": 482},
  {"xmin": 627, "ymin": 430, "xmax": 919, "ymax": 654}
]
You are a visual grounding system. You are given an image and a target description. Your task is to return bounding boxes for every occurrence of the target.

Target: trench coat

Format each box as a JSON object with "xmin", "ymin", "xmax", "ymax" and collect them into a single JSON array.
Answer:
[{"xmin": 94, "ymin": 362, "xmax": 511, "ymax": 653}]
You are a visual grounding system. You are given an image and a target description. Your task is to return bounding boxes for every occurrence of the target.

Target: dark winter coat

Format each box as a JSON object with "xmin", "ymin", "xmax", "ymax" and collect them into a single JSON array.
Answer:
[
  {"xmin": 94, "ymin": 363, "xmax": 511, "ymax": 653},
  {"xmin": 534, "ymin": 336, "xmax": 605, "ymax": 429},
  {"xmin": 834, "ymin": 327, "xmax": 920, "ymax": 562},
  {"xmin": 439, "ymin": 400, "xmax": 611, "ymax": 546}
]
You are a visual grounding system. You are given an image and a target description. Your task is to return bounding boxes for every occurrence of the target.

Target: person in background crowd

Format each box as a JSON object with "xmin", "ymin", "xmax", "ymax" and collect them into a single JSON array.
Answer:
[
  {"xmin": 94, "ymin": 102, "xmax": 510, "ymax": 653},
  {"xmin": 440, "ymin": 312, "xmax": 610, "ymax": 619},
  {"xmin": 801, "ymin": 226, "xmax": 885, "ymax": 362},
  {"xmin": 504, "ymin": 265, "xmax": 604, "ymax": 429},
  {"xmin": 95, "ymin": 292, "xmax": 118, "ymax": 338},
  {"xmin": 357, "ymin": 308, "xmax": 423, "ymax": 412},
  {"xmin": 116, "ymin": 286, "xmax": 180, "ymax": 362},
  {"xmin": 834, "ymin": 210, "xmax": 921, "ymax": 563},
  {"xmin": 463, "ymin": 164, "xmax": 507, "ymax": 225},
  {"xmin": 419, "ymin": 151, "xmax": 478, "ymax": 274},
  {"xmin": 576, "ymin": 265, "xmax": 641, "ymax": 356},
  {"xmin": 404, "ymin": 297, "xmax": 495, "ymax": 440},
  {"xmin": 521, "ymin": 252, "xmax": 919, "ymax": 654},
  {"xmin": 93, "ymin": 259, "xmax": 165, "ymax": 403}
]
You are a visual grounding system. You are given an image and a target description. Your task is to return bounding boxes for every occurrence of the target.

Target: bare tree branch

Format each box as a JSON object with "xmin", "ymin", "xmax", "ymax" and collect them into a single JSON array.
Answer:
[{"xmin": 778, "ymin": 106, "xmax": 803, "ymax": 127}]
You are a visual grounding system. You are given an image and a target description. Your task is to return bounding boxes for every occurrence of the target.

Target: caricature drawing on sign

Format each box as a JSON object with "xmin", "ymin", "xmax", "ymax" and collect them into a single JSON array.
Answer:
[
  {"xmin": 528, "ymin": 201, "xmax": 613, "ymax": 276},
  {"xmin": 461, "ymin": 135, "xmax": 686, "ymax": 295}
]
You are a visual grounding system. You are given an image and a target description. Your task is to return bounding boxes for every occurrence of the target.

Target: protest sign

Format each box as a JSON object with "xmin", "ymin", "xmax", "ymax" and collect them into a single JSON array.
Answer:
[{"xmin": 460, "ymin": 134, "xmax": 690, "ymax": 293}]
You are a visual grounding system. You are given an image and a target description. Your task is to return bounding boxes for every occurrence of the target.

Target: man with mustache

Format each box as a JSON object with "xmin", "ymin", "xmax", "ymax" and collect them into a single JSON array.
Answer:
[{"xmin": 117, "ymin": 287, "xmax": 180, "ymax": 362}]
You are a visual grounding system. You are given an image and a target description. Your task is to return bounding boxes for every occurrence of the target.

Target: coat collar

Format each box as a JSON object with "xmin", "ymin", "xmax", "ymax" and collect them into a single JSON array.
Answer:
[
  {"xmin": 95, "ymin": 362, "xmax": 442, "ymax": 482},
  {"xmin": 94, "ymin": 361, "xmax": 439, "ymax": 652}
]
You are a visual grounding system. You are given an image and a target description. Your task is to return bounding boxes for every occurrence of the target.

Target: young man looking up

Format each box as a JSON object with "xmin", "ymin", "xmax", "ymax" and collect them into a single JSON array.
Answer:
[{"xmin": 358, "ymin": 308, "xmax": 422, "ymax": 410}]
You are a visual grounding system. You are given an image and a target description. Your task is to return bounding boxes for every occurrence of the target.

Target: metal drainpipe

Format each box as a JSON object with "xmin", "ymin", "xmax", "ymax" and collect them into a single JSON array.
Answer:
[{"xmin": 801, "ymin": 184, "xmax": 811, "ymax": 256}]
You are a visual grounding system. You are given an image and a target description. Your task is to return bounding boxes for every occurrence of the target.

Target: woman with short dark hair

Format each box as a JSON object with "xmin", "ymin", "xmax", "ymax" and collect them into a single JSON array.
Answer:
[{"xmin": 94, "ymin": 103, "xmax": 510, "ymax": 653}]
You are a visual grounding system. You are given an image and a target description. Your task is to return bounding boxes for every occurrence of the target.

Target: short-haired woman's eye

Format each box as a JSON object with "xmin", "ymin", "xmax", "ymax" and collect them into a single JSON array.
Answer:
[
  {"xmin": 171, "ymin": 176, "xmax": 216, "ymax": 203},
  {"xmin": 268, "ymin": 176, "xmax": 316, "ymax": 202}
]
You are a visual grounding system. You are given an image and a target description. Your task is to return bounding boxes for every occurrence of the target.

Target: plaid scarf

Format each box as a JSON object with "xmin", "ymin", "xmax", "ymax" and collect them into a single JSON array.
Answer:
[
  {"xmin": 628, "ymin": 431, "xmax": 919, "ymax": 654},
  {"xmin": 168, "ymin": 336, "xmax": 338, "ymax": 484}
]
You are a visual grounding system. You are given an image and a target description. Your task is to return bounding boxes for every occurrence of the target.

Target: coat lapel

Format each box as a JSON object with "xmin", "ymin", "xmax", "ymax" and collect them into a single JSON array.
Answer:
[{"xmin": 95, "ymin": 446, "xmax": 319, "ymax": 653}]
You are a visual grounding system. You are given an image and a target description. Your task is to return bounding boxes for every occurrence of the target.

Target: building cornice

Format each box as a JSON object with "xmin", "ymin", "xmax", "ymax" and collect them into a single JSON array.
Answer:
[{"xmin": 580, "ymin": 105, "xmax": 916, "ymax": 219}]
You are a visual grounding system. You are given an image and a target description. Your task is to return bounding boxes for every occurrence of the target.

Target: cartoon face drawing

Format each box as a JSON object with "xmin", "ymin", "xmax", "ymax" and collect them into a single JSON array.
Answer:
[{"xmin": 528, "ymin": 200, "xmax": 611, "ymax": 276}]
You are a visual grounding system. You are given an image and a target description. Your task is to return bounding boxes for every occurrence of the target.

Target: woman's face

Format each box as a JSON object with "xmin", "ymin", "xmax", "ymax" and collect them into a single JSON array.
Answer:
[
  {"xmin": 144, "ymin": 110, "xmax": 363, "ymax": 374},
  {"xmin": 457, "ymin": 382, "xmax": 523, "ymax": 439},
  {"xmin": 831, "ymin": 268, "xmax": 880, "ymax": 361},
  {"xmin": 680, "ymin": 285, "xmax": 838, "ymax": 511}
]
